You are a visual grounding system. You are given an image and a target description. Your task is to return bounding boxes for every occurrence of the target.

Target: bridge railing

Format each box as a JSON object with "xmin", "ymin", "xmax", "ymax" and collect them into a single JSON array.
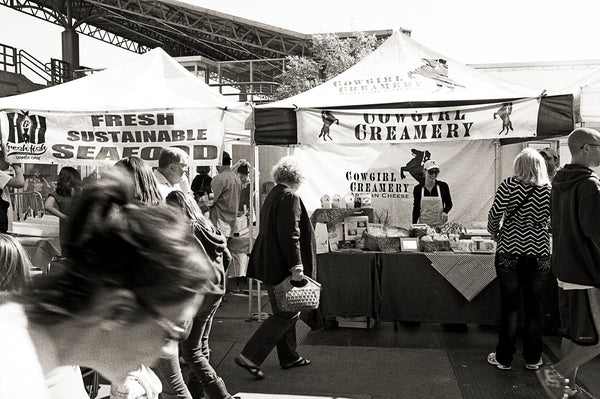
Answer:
[{"xmin": 0, "ymin": 43, "xmax": 71, "ymax": 86}]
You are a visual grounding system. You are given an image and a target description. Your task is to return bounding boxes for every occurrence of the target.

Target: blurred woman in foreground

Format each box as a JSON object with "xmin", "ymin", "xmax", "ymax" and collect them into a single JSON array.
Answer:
[{"xmin": 0, "ymin": 170, "xmax": 213, "ymax": 398}]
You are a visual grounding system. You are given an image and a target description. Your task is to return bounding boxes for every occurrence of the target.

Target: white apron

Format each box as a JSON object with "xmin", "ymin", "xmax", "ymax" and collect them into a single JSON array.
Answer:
[{"xmin": 418, "ymin": 186, "xmax": 443, "ymax": 227}]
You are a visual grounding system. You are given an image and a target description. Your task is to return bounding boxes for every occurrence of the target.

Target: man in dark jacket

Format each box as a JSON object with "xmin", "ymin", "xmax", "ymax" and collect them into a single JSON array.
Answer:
[
  {"xmin": 536, "ymin": 128, "xmax": 600, "ymax": 399},
  {"xmin": 233, "ymin": 156, "xmax": 315, "ymax": 380}
]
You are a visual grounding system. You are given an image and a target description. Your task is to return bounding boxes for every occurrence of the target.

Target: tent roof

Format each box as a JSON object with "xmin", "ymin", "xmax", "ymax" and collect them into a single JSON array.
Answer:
[
  {"xmin": 0, "ymin": 47, "xmax": 235, "ymax": 112},
  {"xmin": 260, "ymin": 30, "xmax": 544, "ymax": 110}
]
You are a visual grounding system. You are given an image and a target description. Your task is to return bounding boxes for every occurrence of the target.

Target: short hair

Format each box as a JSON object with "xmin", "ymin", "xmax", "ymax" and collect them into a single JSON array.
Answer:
[
  {"xmin": 513, "ymin": 148, "xmax": 550, "ymax": 186},
  {"xmin": 158, "ymin": 147, "xmax": 188, "ymax": 169},
  {"xmin": 23, "ymin": 169, "xmax": 213, "ymax": 325},
  {"xmin": 56, "ymin": 167, "xmax": 82, "ymax": 197},
  {"xmin": 568, "ymin": 128, "xmax": 600, "ymax": 155},
  {"xmin": 0, "ymin": 234, "xmax": 31, "ymax": 291},
  {"xmin": 115, "ymin": 156, "xmax": 163, "ymax": 206},
  {"xmin": 272, "ymin": 156, "xmax": 305, "ymax": 186}
]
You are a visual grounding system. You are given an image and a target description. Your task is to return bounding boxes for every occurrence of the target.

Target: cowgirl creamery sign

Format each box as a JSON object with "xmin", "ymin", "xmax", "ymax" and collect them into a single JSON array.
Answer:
[
  {"xmin": 296, "ymin": 98, "xmax": 540, "ymax": 145},
  {"xmin": 0, "ymin": 109, "xmax": 225, "ymax": 165},
  {"xmin": 294, "ymin": 140, "xmax": 497, "ymax": 228}
]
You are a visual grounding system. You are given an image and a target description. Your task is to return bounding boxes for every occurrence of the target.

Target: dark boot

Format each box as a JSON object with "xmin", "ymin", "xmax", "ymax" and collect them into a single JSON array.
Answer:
[{"xmin": 203, "ymin": 377, "xmax": 232, "ymax": 399}]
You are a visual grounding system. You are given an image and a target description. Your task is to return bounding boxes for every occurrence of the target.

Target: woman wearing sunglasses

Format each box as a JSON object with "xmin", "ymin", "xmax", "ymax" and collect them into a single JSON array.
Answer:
[
  {"xmin": 0, "ymin": 169, "xmax": 213, "ymax": 399},
  {"xmin": 412, "ymin": 159, "xmax": 453, "ymax": 227}
]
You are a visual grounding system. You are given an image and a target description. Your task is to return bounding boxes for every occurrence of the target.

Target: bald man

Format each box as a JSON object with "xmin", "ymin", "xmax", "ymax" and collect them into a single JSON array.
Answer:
[{"xmin": 536, "ymin": 128, "xmax": 600, "ymax": 398}]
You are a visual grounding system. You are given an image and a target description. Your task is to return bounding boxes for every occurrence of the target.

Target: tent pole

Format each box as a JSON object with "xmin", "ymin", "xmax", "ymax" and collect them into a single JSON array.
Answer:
[
  {"xmin": 494, "ymin": 140, "xmax": 501, "ymax": 188},
  {"xmin": 249, "ymin": 106, "xmax": 258, "ymax": 247}
]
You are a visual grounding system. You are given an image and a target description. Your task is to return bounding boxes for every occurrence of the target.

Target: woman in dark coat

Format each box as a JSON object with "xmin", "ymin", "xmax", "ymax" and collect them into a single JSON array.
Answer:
[{"xmin": 234, "ymin": 156, "xmax": 315, "ymax": 379}]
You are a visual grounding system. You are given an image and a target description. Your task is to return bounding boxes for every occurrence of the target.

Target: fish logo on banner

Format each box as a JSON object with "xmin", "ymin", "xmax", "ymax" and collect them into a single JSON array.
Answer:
[
  {"xmin": 408, "ymin": 58, "xmax": 465, "ymax": 90},
  {"xmin": 318, "ymin": 111, "xmax": 339, "ymax": 141},
  {"xmin": 5, "ymin": 111, "xmax": 47, "ymax": 156}
]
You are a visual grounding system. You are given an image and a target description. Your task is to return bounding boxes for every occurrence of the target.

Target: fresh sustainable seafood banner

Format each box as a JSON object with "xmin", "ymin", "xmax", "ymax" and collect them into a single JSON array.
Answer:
[
  {"xmin": 0, "ymin": 108, "xmax": 226, "ymax": 166},
  {"xmin": 294, "ymin": 140, "xmax": 496, "ymax": 229},
  {"xmin": 297, "ymin": 98, "xmax": 540, "ymax": 145}
]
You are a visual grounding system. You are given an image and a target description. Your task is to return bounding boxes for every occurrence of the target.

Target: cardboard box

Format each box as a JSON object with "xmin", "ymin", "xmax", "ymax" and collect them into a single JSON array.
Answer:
[
  {"xmin": 343, "ymin": 216, "xmax": 369, "ymax": 241},
  {"xmin": 315, "ymin": 222, "xmax": 329, "ymax": 254}
]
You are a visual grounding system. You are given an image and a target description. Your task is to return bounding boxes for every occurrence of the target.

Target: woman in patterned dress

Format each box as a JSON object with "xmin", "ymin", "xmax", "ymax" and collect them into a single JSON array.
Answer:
[{"xmin": 486, "ymin": 148, "xmax": 552, "ymax": 371}]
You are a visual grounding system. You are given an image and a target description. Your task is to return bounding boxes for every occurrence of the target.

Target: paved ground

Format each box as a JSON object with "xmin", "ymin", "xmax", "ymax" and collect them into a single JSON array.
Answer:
[{"xmin": 98, "ymin": 284, "xmax": 600, "ymax": 398}]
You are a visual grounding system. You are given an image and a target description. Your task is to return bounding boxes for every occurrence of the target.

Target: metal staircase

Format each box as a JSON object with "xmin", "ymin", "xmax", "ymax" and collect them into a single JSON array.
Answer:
[{"xmin": 0, "ymin": 42, "xmax": 71, "ymax": 88}]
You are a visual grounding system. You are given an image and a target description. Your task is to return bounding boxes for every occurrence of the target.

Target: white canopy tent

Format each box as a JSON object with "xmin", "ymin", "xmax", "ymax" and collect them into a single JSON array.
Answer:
[
  {"xmin": 0, "ymin": 47, "xmax": 251, "ymax": 168},
  {"xmin": 254, "ymin": 31, "xmax": 574, "ymax": 228}
]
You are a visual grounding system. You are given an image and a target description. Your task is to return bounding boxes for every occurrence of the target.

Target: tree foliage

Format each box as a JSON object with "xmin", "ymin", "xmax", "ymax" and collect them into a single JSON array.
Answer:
[{"xmin": 272, "ymin": 31, "xmax": 380, "ymax": 101}]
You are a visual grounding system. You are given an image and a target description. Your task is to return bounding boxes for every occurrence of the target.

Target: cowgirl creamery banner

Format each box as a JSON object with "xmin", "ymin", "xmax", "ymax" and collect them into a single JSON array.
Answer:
[
  {"xmin": 294, "ymin": 140, "xmax": 497, "ymax": 229},
  {"xmin": 297, "ymin": 98, "xmax": 539, "ymax": 145},
  {"xmin": 0, "ymin": 108, "xmax": 226, "ymax": 166}
]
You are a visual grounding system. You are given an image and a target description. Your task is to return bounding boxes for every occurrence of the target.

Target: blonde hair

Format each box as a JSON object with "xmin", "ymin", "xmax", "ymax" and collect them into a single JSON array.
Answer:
[
  {"xmin": 0, "ymin": 234, "xmax": 32, "ymax": 291},
  {"xmin": 513, "ymin": 148, "xmax": 550, "ymax": 186}
]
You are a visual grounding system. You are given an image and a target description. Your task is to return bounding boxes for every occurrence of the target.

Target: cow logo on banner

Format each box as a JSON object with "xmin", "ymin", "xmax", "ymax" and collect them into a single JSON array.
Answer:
[
  {"xmin": 319, "ymin": 111, "xmax": 339, "ymax": 141},
  {"xmin": 407, "ymin": 58, "xmax": 464, "ymax": 90},
  {"xmin": 400, "ymin": 148, "xmax": 431, "ymax": 184},
  {"xmin": 4, "ymin": 111, "xmax": 47, "ymax": 156},
  {"xmin": 493, "ymin": 102, "xmax": 513, "ymax": 135}
]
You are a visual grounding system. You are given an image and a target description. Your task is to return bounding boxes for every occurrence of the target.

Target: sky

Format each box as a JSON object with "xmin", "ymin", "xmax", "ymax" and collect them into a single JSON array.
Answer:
[{"xmin": 0, "ymin": 0, "xmax": 599, "ymax": 76}]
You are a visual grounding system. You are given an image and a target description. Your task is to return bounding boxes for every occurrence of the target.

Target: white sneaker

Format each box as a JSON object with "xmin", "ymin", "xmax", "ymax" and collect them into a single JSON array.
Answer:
[
  {"xmin": 536, "ymin": 366, "xmax": 570, "ymax": 399},
  {"xmin": 526, "ymin": 358, "xmax": 544, "ymax": 370},
  {"xmin": 487, "ymin": 352, "xmax": 511, "ymax": 370}
]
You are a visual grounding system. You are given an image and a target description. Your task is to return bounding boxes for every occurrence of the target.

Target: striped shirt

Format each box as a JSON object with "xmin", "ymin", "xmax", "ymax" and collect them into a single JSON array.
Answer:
[{"xmin": 487, "ymin": 177, "xmax": 551, "ymax": 256}]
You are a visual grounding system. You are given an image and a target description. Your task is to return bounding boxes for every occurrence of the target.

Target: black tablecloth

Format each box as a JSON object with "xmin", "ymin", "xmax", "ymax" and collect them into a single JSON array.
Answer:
[
  {"xmin": 317, "ymin": 251, "xmax": 560, "ymax": 330},
  {"xmin": 316, "ymin": 252, "xmax": 381, "ymax": 318}
]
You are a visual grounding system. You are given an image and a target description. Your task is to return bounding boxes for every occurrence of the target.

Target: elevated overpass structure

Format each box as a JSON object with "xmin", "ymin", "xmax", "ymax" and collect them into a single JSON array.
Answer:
[{"xmin": 0, "ymin": 0, "xmax": 394, "ymax": 100}]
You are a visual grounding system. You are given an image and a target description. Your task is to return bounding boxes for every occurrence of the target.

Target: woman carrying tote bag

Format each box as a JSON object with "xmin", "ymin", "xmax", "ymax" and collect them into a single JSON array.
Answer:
[{"xmin": 234, "ymin": 155, "xmax": 316, "ymax": 380}]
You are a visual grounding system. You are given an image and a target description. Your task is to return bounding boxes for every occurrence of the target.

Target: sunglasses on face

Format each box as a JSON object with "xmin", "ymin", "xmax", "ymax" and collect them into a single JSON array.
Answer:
[
  {"xmin": 136, "ymin": 296, "xmax": 189, "ymax": 343},
  {"xmin": 580, "ymin": 143, "xmax": 600, "ymax": 150},
  {"xmin": 427, "ymin": 170, "xmax": 440, "ymax": 175}
]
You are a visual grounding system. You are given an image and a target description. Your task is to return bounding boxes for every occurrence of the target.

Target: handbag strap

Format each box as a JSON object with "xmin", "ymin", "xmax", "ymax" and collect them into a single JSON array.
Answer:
[{"xmin": 503, "ymin": 187, "xmax": 535, "ymax": 224}]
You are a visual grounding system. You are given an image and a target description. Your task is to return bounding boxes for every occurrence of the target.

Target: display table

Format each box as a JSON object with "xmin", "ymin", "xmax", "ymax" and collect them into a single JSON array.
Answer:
[{"xmin": 317, "ymin": 251, "xmax": 560, "ymax": 330}]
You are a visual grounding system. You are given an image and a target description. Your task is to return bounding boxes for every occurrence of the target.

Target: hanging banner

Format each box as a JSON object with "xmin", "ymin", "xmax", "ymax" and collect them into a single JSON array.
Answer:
[
  {"xmin": 0, "ymin": 108, "xmax": 226, "ymax": 166},
  {"xmin": 297, "ymin": 98, "xmax": 539, "ymax": 145},
  {"xmin": 294, "ymin": 140, "xmax": 497, "ymax": 229}
]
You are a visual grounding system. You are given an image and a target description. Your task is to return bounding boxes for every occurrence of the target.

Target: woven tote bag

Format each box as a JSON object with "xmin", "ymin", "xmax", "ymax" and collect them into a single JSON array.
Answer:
[{"xmin": 274, "ymin": 276, "xmax": 322, "ymax": 312}]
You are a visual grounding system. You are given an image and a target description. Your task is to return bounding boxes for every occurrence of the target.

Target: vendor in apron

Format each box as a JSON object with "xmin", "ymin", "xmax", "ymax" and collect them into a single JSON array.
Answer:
[{"xmin": 411, "ymin": 160, "xmax": 453, "ymax": 227}]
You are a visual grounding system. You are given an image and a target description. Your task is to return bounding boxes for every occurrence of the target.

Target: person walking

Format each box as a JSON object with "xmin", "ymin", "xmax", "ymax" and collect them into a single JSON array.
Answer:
[
  {"xmin": 234, "ymin": 156, "xmax": 314, "ymax": 379},
  {"xmin": 537, "ymin": 128, "xmax": 600, "ymax": 398},
  {"xmin": 165, "ymin": 190, "xmax": 232, "ymax": 399},
  {"xmin": 487, "ymin": 148, "xmax": 552, "ymax": 371}
]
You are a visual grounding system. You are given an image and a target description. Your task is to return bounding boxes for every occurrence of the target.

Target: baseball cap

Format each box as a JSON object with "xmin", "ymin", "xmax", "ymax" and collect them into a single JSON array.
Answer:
[
  {"xmin": 538, "ymin": 147, "xmax": 558, "ymax": 160},
  {"xmin": 423, "ymin": 160, "xmax": 440, "ymax": 170}
]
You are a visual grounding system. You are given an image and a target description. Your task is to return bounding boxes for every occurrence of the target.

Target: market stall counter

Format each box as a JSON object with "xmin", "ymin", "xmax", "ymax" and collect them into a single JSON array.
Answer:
[{"xmin": 316, "ymin": 251, "xmax": 560, "ymax": 331}]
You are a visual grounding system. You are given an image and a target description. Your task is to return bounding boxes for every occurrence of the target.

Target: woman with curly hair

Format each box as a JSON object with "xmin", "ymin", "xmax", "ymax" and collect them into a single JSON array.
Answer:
[{"xmin": 234, "ymin": 156, "xmax": 315, "ymax": 379}]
